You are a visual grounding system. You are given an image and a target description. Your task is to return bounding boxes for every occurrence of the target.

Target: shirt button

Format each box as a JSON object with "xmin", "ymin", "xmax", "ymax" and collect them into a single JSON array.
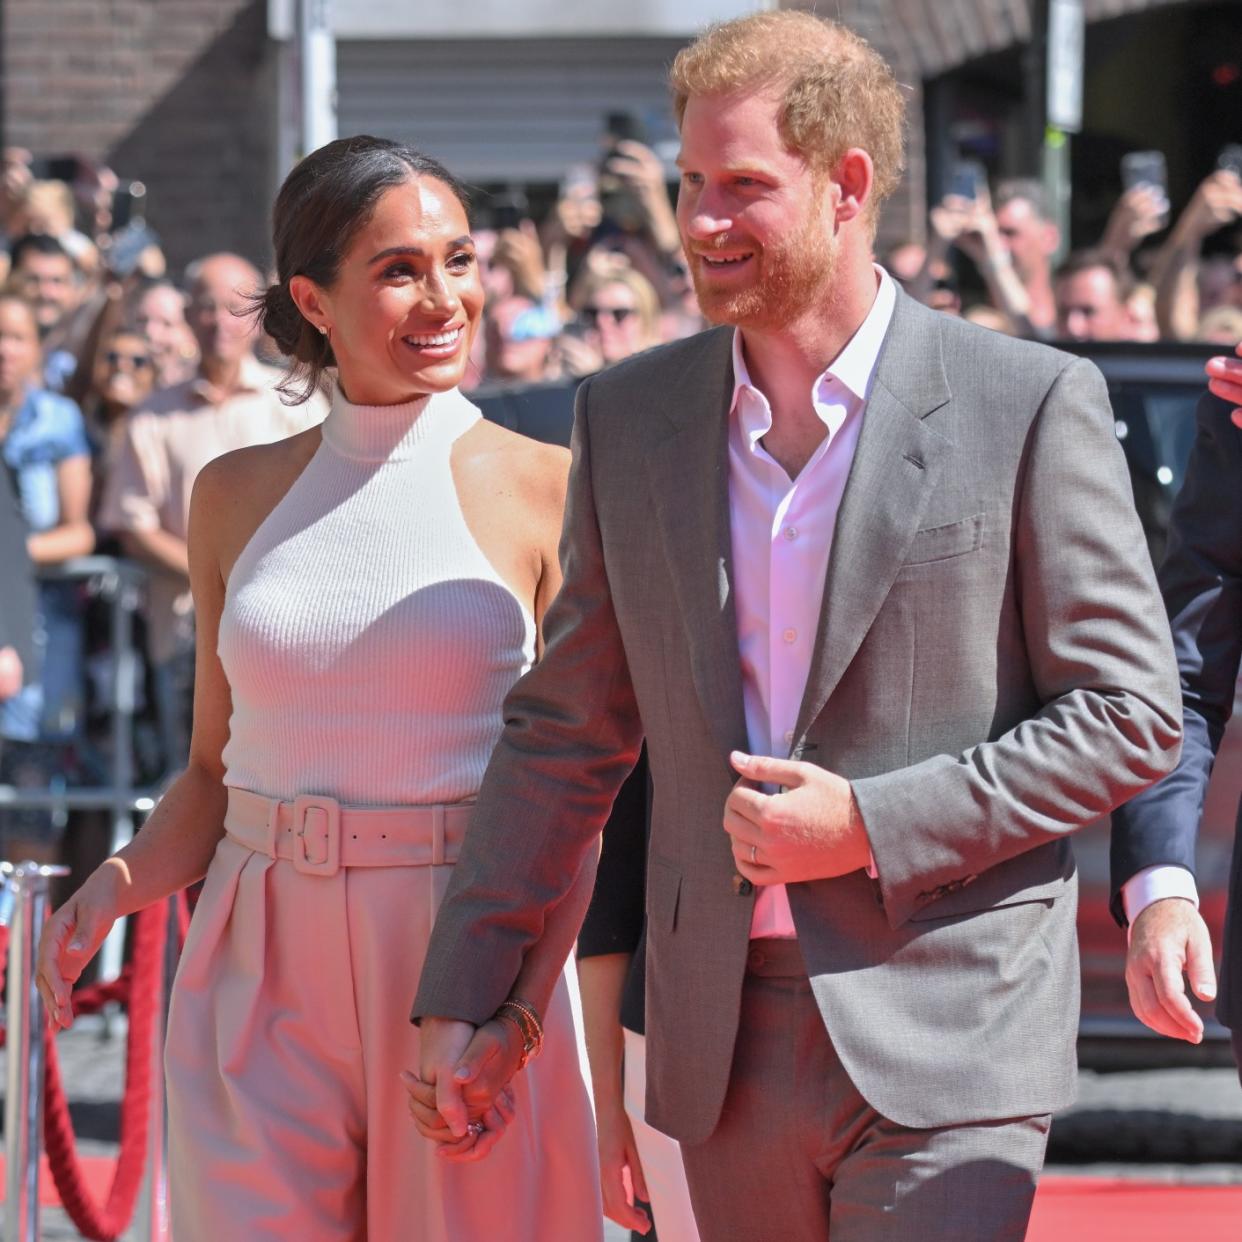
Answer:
[
  {"xmin": 782, "ymin": 628, "xmax": 797, "ymax": 644},
  {"xmin": 784, "ymin": 526, "xmax": 798, "ymax": 541}
]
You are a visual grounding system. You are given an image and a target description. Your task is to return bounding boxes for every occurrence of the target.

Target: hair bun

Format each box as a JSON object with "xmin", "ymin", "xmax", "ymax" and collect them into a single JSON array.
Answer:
[{"xmin": 258, "ymin": 282, "xmax": 306, "ymax": 357}]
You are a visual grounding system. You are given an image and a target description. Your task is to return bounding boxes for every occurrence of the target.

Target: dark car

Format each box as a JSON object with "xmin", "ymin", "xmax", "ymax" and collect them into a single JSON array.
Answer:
[{"xmin": 478, "ymin": 341, "xmax": 1240, "ymax": 1059}]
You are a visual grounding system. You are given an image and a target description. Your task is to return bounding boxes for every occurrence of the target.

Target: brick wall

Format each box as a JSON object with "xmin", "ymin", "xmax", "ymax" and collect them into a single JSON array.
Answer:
[{"xmin": 1, "ymin": 0, "xmax": 276, "ymax": 273}]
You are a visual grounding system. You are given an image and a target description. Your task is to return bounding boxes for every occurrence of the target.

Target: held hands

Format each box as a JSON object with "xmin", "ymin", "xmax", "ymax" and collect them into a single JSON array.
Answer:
[
  {"xmin": 1206, "ymin": 342, "xmax": 1242, "ymax": 427},
  {"xmin": 725, "ymin": 752, "xmax": 870, "ymax": 885},
  {"xmin": 1125, "ymin": 897, "xmax": 1217, "ymax": 1043},
  {"xmin": 36, "ymin": 864, "xmax": 125, "ymax": 1030},
  {"xmin": 404, "ymin": 1016, "xmax": 525, "ymax": 1161}
]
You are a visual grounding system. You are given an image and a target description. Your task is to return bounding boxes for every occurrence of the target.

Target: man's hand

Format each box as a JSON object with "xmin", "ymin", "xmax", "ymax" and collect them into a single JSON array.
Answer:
[
  {"xmin": 1206, "ymin": 342, "xmax": 1242, "ymax": 428},
  {"xmin": 1099, "ymin": 185, "xmax": 1168, "ymax": 259},
  {"xmin": 1125, "ymin": 898, "xmax": 1217, "ymax": 1043},
  {"xmin": 596, "ymin": 1100, "xmax": 651, "ymax": 1235},
  {"xmin": 724, "ymin": 752, "xmax": 869, "ymax": 884},
  {"xmin": 401, "ymin": 1071, "xmax": 516, "ymax": 1163}
]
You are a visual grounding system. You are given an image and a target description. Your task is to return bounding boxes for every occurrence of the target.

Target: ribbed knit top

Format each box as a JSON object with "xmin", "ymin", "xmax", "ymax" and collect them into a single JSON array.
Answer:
[{"xmin": 218, "ymin": 384, "xmax": 536, "ymax": 806}]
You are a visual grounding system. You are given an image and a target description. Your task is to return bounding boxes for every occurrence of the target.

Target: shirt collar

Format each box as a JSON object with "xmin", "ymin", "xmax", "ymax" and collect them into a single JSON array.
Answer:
[{"xmin": 730, "ymin": 265, "xmax": 897, "ymax": 437}]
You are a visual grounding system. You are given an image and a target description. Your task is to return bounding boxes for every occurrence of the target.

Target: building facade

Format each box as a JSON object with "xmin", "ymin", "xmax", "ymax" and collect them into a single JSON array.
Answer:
[{"xmin": 1, "ymin": 0, "xmax": 1237, "ymax": 271}]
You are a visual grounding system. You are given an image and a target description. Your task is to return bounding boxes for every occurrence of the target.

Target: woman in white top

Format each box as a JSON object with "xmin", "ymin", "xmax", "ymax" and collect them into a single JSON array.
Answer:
[{"xmin": 37, "ymin": 136, "xmax": 603, "ymax": 1241}]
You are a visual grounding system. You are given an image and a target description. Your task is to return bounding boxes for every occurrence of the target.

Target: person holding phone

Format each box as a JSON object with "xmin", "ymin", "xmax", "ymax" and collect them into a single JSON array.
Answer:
[{"xmin": 37, "ymin": 136, "xmax": 601, "ymax": 1240}]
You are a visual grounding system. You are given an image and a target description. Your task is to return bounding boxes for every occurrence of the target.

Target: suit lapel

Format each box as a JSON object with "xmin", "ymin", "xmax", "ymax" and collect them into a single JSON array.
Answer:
[
  {"xmin": 644, "ymin": 328, "xmax": 750, "ymax": 760},
  {"xmin": 793, "ymin": 295, "xmax": 953, "ymax": 742}
]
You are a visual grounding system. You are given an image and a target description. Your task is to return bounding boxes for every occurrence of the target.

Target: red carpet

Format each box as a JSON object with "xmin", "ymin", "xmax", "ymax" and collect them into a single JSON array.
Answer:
[
  {"xmin": 2, "ymin": 1162, "xmax": 1241, "ymax": 1236},
  {"xmin": 1029, "ymin": 1177, "xmax": 1242, "ymax": 1241}
]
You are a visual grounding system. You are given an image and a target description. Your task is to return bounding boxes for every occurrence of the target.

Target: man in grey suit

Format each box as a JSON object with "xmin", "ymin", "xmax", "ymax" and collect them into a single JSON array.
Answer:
[{"xmin": 412, "ymin": 12, "xmax": 1182, "ymax": 1239}]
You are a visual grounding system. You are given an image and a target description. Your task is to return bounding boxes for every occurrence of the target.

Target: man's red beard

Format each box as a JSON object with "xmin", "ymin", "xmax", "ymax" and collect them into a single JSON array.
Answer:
[{"xmin": 689, "ymin": 213, "xmax": 836, "ymax": 330}]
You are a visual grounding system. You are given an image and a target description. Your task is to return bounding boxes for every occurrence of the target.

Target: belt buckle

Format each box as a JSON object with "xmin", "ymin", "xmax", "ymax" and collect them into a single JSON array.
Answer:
[{"xmin": 291, "ymin": 795, "xmax": 341, "ymax": 877}]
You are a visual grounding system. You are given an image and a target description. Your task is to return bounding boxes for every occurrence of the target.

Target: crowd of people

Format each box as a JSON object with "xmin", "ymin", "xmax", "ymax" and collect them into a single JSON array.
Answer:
[{"xmin": 0, "ymin": 108, "xmax": 1239, "ymax": 929}]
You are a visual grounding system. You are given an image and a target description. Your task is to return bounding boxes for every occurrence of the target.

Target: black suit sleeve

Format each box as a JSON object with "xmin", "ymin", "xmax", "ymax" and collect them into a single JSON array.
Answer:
[
  {"xmin": 0, "ymin": 464, "xmax": 37, "ymax": 676},
  {"xmin": 578, "ymin": 746, "xmax": 649, "ymax": 960},
  {"xmin": 1110, "ymin": 394, "xmax": 1242, "ymax": 924}
]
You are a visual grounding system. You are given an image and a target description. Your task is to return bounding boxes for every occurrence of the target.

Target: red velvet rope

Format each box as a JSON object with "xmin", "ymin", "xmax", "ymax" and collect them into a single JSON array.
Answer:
[
  {"xmin": 0, "ymin": 891, "xmax": 189, "ymax": 1239},
  {"xmin": 41, "ymin": 899, "xmax": 166, "ymax": 1241}
]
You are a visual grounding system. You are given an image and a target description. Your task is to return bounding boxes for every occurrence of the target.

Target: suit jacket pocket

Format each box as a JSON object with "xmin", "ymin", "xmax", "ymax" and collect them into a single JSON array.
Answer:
[
  {"xmin": 907, "ymin": 870, "xmax": 1068, "ymax": 922},
  {"xmin": 901, "ymin": 513, "xmax": 985, "ymax": 566},
  {"xmin": 647, "ymin": 856, "xmax": 682, "ymax": 933}
]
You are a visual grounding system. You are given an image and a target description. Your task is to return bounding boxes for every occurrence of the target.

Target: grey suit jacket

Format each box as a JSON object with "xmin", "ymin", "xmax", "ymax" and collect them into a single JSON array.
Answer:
[{"xmin": 413, "ymin": 292, "xmax": 1182, "ymax": 1141}]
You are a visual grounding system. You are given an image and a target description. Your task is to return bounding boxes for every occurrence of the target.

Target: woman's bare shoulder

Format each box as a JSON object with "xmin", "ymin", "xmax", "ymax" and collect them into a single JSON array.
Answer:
[
  {"xmin": 190, "ymin": 425, "xmax": 322, "ymax": 558},
  {"xmin": 457, "ymin": 418, "xmax": 570, "ymax": 516}
]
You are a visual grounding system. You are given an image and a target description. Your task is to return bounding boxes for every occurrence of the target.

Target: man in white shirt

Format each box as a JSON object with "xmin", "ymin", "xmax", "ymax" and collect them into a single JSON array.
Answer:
[
  {"xmin": 413, "ymin": 13, "xmax": 1181, "ymax": 1239},
  {"xmin": 99, "ymin": 253, "xmax": 323, "ymax": 771}
]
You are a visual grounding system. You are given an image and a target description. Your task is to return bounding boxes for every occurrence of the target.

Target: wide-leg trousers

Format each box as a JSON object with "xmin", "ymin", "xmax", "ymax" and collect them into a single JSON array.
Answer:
[{"xmin": 166, "ymin": 794, "xmax": 603, "ymax": 1241}]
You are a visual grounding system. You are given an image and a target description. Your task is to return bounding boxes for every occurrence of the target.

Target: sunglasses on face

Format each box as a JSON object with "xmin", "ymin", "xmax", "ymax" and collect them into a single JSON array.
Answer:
[
  {"xmin": 106, "ymin": 350, "xmax": 153, "ymax": 370},
  {"xmin": 581, "ymin": 305, "xmax": 636, "ymax": 326}
]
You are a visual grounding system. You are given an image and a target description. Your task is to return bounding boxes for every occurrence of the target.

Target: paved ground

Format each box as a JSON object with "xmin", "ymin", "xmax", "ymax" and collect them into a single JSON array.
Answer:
[{"xmin": 3, "ymin": 1021, "xmax": 1240, "ymax": 1240}]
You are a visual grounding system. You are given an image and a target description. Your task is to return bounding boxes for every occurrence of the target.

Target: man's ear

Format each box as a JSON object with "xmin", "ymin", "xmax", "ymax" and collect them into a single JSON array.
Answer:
[
  {"xmin": 1042, "ymin": 221, "xmax": 1062, "ymax": 259},
  {"xmin": 834, "ymin": 148, "xmax": 875, "ymax": 226}
]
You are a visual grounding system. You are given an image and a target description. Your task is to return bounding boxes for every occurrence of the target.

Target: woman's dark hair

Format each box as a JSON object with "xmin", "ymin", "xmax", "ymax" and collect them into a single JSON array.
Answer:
[{"xmin": 254, "ymin": 136, "xmax": 471, "ymax": 404}]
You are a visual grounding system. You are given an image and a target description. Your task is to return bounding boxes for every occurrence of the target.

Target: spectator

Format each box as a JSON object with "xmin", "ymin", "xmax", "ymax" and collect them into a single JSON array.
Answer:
[
  {"xmin": 98, "ymin": 252, "xmax": 324, "ymax": 773},
  {"xmin": 482, "ymin": 294, "xmax": 558, "ymax": 385},
  {"xmin": 0, "ymin": 462, "xmax": 36, "ymax": 708},
  {"xmin": 1199, "ymin": 304, "xmax": 1242, "ymax": 346},
  {"xmin": 134, "ymin": 279, "xmax": 197, "ymax": 387},
  {"xmin": 558, "ymin": 266, "xmax": 661, "ymax": 377},
  {"xmin": 1053, "ymin": 249, "xmax": 1136, "ymax": 342},
  {"xmin": 993, "ymin": 178, "xmax": 1061, "ymax": 334},
  {"xmin": 9, "ymin": 232, "xmax": 85, "ymax": 389},
  {"xmin": 1151, "ymin": 168, "xmax": 1242, "ymax": 340},
  {"xmin": 926, "ymin": 186, "xmax": 1033, "ymax": 333},
  {"xmin": 20, "ymin": 179, "xmax": 94, "ymax": 267},
  {"xmin": 82, "ymin": 327, "xmax": 157, "ymax": 519},
  {"xmin": 0, "ymin": 292, "xmax": 94, "ymax": 862}
]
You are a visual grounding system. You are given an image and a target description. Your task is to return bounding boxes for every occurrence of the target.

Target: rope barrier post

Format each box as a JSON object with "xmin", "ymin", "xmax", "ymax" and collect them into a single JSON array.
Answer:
[
  {"xmin": 3, "ymin": 861, "xmax": 69, "ymax": 1242},
  {"xmin": 134, "ymin": 895, "xmax": 178, "ymax": 1242}
]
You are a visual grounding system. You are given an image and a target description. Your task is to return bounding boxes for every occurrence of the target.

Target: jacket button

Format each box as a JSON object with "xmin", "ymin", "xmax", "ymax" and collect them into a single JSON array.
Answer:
[{"xmin": 733, "ymin": 874, "xmax": 754, "ymax": 897}]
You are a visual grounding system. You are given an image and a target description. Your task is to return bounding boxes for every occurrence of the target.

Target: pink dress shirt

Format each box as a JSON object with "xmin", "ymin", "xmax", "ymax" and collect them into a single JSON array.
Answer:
[{"xmin": 729, "ymin": 268, "xmax": 897, "ymax": 939}]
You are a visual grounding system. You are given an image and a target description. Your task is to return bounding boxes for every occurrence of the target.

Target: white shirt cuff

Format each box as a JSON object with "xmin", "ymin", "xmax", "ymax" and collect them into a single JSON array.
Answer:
[{"xmin": 1122, "ymin": 865, "xmax": 1199, "ymax": 927}]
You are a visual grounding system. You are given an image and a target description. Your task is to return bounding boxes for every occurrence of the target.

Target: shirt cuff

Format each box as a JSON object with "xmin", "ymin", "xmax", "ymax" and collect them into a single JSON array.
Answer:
[{"xmin": 1122, "ymin": 865, "xmax": 1199, "ymax": 928}]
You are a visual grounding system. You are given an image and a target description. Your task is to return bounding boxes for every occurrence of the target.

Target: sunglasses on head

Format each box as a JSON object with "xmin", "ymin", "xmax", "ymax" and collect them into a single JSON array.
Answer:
[
  {"xmin": 581, "ymin": 305, "xmax": 636, "ymax": 326},
  {"xmin": 106, "ymin": 350, "xmax": 152, "ymax": 370}
]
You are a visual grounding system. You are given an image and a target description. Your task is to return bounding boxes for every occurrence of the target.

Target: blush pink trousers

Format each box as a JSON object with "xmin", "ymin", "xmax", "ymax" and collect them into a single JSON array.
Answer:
[{"xmin": 165, "ymin": 788, "xmax": 603, "ymax": 1241}]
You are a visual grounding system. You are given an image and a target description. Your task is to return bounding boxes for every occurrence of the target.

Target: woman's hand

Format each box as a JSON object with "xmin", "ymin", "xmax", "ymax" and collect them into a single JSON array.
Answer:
[
  {"xmin": 36, "ymin": 863, "xmax": 124, "ymax": 1030},
  {"xmin": 596, "ymin": 1098, "xmax": 652, "ymax": 1234},
  {"xmin": 1206, "ymin": 342, "xmax": 1242, "ymax": 427}
]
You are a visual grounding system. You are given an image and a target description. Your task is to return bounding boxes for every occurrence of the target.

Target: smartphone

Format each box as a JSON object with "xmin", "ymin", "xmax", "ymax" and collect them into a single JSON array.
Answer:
[
  {"xmin": 949, "ymin": 159, "xmax": 986, "ymax": 202},
  {"xmin": 1218, "ymin": 144, "xmax": 1242, "ymax": 180},
  {"xmin": 1120, "ymin": 150, "xmax": 1167, "ymax": 195},
  {"xmin": 29, "ymin": 154, "xmax": 81, "ymax": 183},
  {"xmin": 491, "ymin": 190, "xmax": 529, "ymax": 232},
  {"xmin": 110, "ymin": 179, "xmax": 146, "ymax": 231},
  {"xmin": 604, "ymin": 112, "xmax": 645, "ymax": 146}
]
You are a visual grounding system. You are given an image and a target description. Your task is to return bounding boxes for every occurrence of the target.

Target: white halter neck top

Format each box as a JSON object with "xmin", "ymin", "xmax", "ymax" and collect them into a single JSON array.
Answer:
[{"xmin": 218, "ymin": 384, "xmax": 537, "ymax": 805}]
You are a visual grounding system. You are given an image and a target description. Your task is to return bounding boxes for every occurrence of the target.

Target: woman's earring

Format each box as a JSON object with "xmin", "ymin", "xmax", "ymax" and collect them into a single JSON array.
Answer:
[{"xmin": 318, "ymin": 325, "xmax": 329, "ymax": 336}]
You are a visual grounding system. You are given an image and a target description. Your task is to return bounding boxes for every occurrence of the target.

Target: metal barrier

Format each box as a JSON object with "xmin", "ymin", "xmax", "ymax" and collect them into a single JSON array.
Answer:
[
  {"xmin": 2, "ymin": 861, "xmax": 69, "ymax": 1242},
  {"xmin": 0, "ymin": 556, "xmax": 161, "ymax": 980}
]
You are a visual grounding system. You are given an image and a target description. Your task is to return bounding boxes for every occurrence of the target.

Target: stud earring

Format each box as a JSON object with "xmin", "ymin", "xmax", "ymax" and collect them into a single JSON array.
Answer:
[{"xmin": 318, "ymin": 325, "xmax": 328, "ymax": 336}]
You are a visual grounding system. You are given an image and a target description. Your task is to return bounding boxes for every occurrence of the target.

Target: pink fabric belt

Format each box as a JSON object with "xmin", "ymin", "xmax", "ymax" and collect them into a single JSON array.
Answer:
[{"xmin": 223, "ymin": 786, "xmax": 472, "ymax": 878}]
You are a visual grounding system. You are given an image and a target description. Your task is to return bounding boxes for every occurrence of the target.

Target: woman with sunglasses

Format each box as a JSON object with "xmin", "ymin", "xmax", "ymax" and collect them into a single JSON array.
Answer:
[
  {"xmin": 83, "ymin": 328, "xmax": 157, "ymax": 520},
  {"xmin": 558, "ymin": 263, "xmax": 662, "ymax": 377}
]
